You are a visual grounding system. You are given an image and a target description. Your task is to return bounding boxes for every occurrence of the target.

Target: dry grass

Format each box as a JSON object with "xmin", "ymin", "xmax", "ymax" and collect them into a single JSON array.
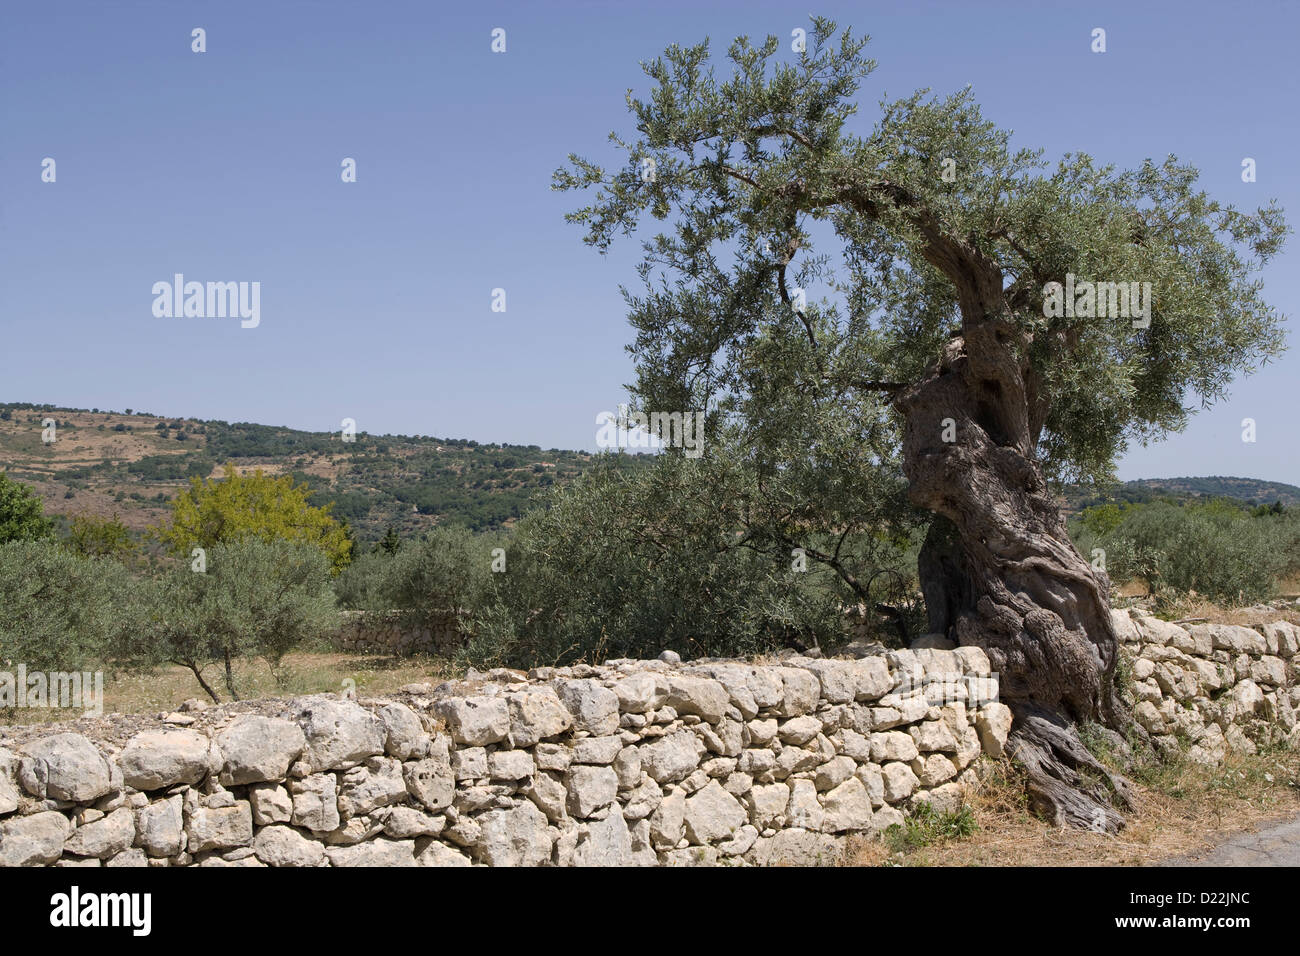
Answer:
[
  {"xmin": 845, "ymin": 745, "xmax": 1300, "ymax": 867},
  {"xmin": 1140, "ymin": 594, "xmax": 1300, "ymax": 628},
  {"xmin": 2, "ymin": 651, "xmax": 462, "ymax": 725}
]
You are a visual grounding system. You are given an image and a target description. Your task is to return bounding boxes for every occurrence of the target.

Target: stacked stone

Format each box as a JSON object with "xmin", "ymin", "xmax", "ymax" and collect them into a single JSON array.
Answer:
[
  {"xmin": 334, "ymin": 611, "xmax": 464, "ymax": 657},
  {"xmin": 1115, "ymin": 608, "xmax": 1300, "ymax": 763},
  {"xmin": 0, "ymin": 648, "xmax": 1011, "ymax": 867}
]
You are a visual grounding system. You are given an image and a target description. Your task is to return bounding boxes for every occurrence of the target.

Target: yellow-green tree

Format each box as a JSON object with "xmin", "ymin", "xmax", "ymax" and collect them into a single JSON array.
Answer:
[{"xmin": 156, "ymin": 463, "xmax": 352, "ymax": 573}]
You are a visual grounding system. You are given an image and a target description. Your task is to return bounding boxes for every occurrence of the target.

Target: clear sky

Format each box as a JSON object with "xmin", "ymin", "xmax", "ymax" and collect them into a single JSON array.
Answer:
[{"xmin": 3, "ymin": 0, "xmax": 1297, "ymax": 482}]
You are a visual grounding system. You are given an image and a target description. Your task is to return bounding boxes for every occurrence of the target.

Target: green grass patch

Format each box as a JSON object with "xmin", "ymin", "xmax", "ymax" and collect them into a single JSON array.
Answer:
[{"xmin": 884, "ymin": 801, "xmax": 978, "ymax": 853}]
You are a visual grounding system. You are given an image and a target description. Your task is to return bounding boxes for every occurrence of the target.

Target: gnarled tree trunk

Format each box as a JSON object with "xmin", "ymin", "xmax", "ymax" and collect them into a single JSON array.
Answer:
[{"xmin": 896, "ymin": 322, "xmax": 1137, "ymax": 832}]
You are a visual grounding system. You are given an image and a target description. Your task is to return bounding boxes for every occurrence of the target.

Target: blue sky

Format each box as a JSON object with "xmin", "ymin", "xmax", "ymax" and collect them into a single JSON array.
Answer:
[{"xmin": 2, "ymin": 0, "xmax": 1297, "ymax": 482}]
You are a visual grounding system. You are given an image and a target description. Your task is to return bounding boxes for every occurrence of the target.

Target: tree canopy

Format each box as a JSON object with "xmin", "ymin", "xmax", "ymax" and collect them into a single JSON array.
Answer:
[
  {"xmin": 554, "ymin": 17, "xmax": 1286, "ymax": 487},
  {"xmin": 155, "ymin": 463, "xmax": 353, "ymax": 573}
]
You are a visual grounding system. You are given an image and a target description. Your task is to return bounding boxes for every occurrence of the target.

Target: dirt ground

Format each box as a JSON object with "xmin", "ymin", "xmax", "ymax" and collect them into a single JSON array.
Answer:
[{"xmin": 847, "ymin": 746, "xmax": 1300, "ymax": 867}]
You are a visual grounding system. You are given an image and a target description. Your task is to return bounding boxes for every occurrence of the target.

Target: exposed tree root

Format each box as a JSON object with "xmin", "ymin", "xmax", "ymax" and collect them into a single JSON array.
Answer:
[{"xmin": 1008, "ymin": 706, "xmax": 1136, "ymax": 833}]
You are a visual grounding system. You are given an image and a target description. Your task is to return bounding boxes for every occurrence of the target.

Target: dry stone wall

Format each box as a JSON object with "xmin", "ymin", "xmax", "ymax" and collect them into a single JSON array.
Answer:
[
  {"xmin": 1116, "ymin": 608, "xmax": 1300, "ymax": 761},
  {"xmin": 0, "ymin": 647, "xmax": 1011, "ymax": 867},
  {"xmin": 334, "ymin": 611, "xmax": 464, "ymax": 658},
  {"xmin": 4, "ymin": 610, "xmax": 1295, "ymax": 868}
]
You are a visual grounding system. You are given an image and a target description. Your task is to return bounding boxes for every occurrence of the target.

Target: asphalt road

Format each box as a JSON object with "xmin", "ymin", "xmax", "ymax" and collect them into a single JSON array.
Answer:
[{"xmin": 1164, "ymin": 814, "xmax": 1300, "ymax": 866}]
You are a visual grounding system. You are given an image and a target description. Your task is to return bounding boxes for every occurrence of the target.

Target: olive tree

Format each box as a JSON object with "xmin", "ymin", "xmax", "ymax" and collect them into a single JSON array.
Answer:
[
  {"xmin": 0, "ymin": 540, "xmax": 141, "ymax": 672},
  {"xmin": 554, "ymin": 19, "xmax": 1288, "ymax": 829},
  {"xmin": 146, "ymin": 539, "xmax": 337, "ymax": 702}
]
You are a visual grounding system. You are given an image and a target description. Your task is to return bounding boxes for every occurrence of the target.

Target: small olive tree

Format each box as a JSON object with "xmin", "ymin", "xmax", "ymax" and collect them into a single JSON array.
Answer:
[{"xmin": 145, "ymin": 539, "xmax": 337, "ymax": 702}]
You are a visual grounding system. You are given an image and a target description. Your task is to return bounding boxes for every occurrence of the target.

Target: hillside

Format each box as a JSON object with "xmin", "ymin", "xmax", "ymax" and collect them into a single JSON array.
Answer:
[
  {"xmin": 4, "ymin": 401, "xmax": 1295, "ymax": 544},
  {"xmin": 0, "ymin": 401, "xmax": 646, "ymax": 542},
  {"xmin": 1061, "ymin": 476, "xmax": 1300, "ymax": 514}
]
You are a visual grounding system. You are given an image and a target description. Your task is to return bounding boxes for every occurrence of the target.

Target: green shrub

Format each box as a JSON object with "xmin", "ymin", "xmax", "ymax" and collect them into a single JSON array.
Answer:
[
  {"xmin": 1072, "ymin": 499, "xmax": 1300, "ymax": 605},
  {"xmin": 466, "ymin": 455, "xmax": 850, "ymax": 669},
  {"xmin": 0, "ymin": 472, "xmax": 54, "ymax": 544},
  {"xmin": 334, "ymin": 525, "xmax": 497, "ymax": 635},
  {"xmin": 0, "ymin": 540, "xmax": 142, "ymax": 671}
]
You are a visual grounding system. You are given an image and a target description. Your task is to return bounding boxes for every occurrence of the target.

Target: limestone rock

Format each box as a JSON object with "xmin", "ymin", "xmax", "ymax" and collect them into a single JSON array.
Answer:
[
  {"xmin": 18, "ymin": 734, "xmax": 114, "ymax": 803},
  {"xmin": 404, "ymin": 752, "xmax": 455, "ymax": 812},
  {"xmin": 338, "ymin": 757, "xmax": 408, "ymax": 818},
  {"xmin": 881, "ymin": 762, "xmax": 919, "ymax": 802},
  {"xmin": 186, "ymin": 802, "xmax": 253, "ymax": 854},
  {"xmin": 450, "ymin": 747, "xmax": 487, "ymax": 780},
  {"xmin": 649, "ymin": 788, "xmax": 686, "ymax": 848},
  {"xmin": 325, "ymin": 837, "xmax": 418, "ymax": 867},
  {"xmin": 821, "ymin": 777, "xmax": 875, "ymax": 832},
  {"xmin": 850, "ymin": 657, "xmax": 893, "ymax": 701},
  {"xmin": 525, "ymin": 769, "xmax": 569, "ymax": 823},
  {"xmin": 475, "ymin": 801, "xmax": 552, "ymax": 866},
  {"xmin": 572, "ymin": 735, "xmax": 624, "ymax": 766},
  {"xmin": 663, "ymin": 675, "xmax": 729, "ymax": 722},
  {"xmin": 870, "ymin": 730, "xmax": 919, "ymax": 763},
  {"xmin": 136, "ymin": 795, "xmax": 185, "ymax": 857},
  {"xmin": 914, "ymin": 782, "xmax": 966, "ymax": 816},
  {"xmin": 487, "ymin": 749, "xmax": 536, "ymax": 781},
  {"xmin": 953, "ymin": 645, "xmax": 992, "ymax": 675},
  {"xmin": 61, "ymin": 806, "xmax": 134, "ymax": 859},
  {"xmin": 909, "ymin": 720, "xmax": 958, "ymax": 753},
  {"xmin": 0, "ymin": 748, "xmax": 19, "ymax": 815},
  {"xmin": 554, "ymin": 679, "xmax": 620, "ymax": 735},
  {"xmin": 622, "ymin": 776, "xmax": 663, "ymax": 820},
  {"xmin": 1192, "ymin": 623, "xmax": 1267, "ymax": 655},
  {"xmin": 217, "ymin": 716, "xmax": 307, "ymax": 785},
  {"xmin": 105, "ymin": 847, "xmax": 150, "ymax": 868},
  {"xmin": 855, "ymin": 764, "xmax": 885, "ymax": 807},
  {"xmin": 745, "ymin": 828, "xmax": 843, "ymax": 866},
  {"xmin": 254, "ymin": 825, "xmax": 326, "ymax": 866},
  {"xmin": 814, "ymin": 755, "xmax": 856, "ymax": 792},
  {"xmin": 912, "ymin": 753, "xmax": 959, "ymax": 787},
  {"xmin": 639, "ymin": 730, "xmax": 703, "ymax": 784},
  {"xmin": 573, "ymin": 810, "xmax": 647, "ymax": 866},
  {"xmin": 777, "ymin": 716, "xmax": 822, "ymax": 746},
  {"xmin": 506, "ymin": 687, "xmax": 573, "ymax": 747},
  {"xmin": 416, "ymin": 839, "xmax": 473, "ymax": 867},
  {"xmin": 119, "ymin": 730, "xmax": 220, "ymax": 791},
  {"xmin": 785, "ymin": 778, "xmax": 824, "ymax": 832},
  {"xmin": 291, "ymin": 774, "xmax": 340, "ymax": 832},
  {"xmin": 434, "ymin": 695, "xmax": 510, "ymax": 747},
  {"xmin": 611, "ymin": 674, "xmax": 658, "ymax": 714},
  {"xmin": 683, "ymin": 780, "xmax": 747, "ymax": 844},
  {"xmin": 0, "ymin": 811, "xmax": 71, "ymax": 866},
  {"xmin": 613, "ymin": 747, "xmax": 641, "ymax": 789},
  {"xmin": 774, "ymin": 667, "xmax": 820, "ymax": 716},
  {"xmin": 379, "ymin": 805, "xmax": 444, "ymax": 839},
  {"xmin": 375, "ymin": 702, "xmax": 429, "ymax": 760},
  {"xmin": 799, "ymin": 660, "xmax": 857, "ymax": 704},
  {"xmin": 565, "ymin": 765, "xmax": 618, "ymax": 817},
  {"xmin": 248, "ymin": 784, "xmax": 293, "ymax": 825},
  {"xmin": 975, "ymin": 702, "xmax": 1013, "ymax": 758}
]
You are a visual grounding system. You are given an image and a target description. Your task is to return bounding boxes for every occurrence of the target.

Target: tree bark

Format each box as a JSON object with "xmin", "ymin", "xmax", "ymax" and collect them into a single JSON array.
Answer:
[{"xmin": 896, "ymin": 328, "xmax": 1137, "ymax": 832}]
